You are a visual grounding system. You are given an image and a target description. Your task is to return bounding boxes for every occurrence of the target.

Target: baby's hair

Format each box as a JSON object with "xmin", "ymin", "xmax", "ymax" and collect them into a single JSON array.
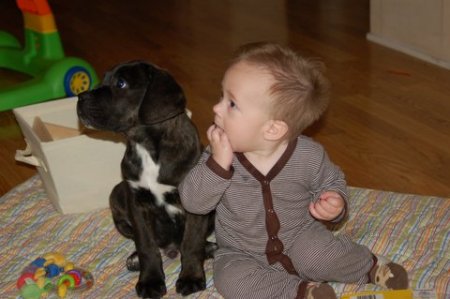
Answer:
[{"xmin": 230, "ymin": 42, "xmax": 330, "ymax": 140}]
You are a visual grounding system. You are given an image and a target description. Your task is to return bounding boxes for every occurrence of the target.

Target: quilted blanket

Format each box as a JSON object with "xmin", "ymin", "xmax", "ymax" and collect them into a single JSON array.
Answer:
[{"xmin": 1, "ymin": 176, "xmax": 448, "ymax": 298}]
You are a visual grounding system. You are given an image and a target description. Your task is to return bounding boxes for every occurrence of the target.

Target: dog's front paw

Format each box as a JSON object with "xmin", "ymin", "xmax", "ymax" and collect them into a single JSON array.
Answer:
[
  {"xmin": 136, "ymin": 278, "xmax": 167, "ymax": 299},
  {"xmin": 176, "ymin": 276, "xmax": 206, "ymax": 296}
]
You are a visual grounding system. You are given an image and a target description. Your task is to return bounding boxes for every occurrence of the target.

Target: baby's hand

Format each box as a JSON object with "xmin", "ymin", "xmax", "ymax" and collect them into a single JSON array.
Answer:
[
  {"xmin": 309, "ymin": 191, "xmax": 345, "ymax": 221},
  {"xmin": 207, "ymin": 124, "xmax": 233, "ymax": 170}
]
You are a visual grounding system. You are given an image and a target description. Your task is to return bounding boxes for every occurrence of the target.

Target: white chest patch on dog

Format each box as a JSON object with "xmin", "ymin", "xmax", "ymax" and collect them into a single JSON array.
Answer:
[{"xmin": 128, "ymin": 143, "xmax": 182, "ymax": 217}]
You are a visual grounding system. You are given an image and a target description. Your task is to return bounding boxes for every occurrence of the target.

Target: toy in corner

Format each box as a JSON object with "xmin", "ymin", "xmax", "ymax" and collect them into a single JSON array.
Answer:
[
  {"xmin": 16, "ymin": 252, "xmax": 93, "ymax": 299},
  {"xmin": 0, "ymin": 0, "xmax": 98, "ymax": 111},
  {"xmin": 340, "ymin": 289, "xmax": 414, "ymax": 299}
]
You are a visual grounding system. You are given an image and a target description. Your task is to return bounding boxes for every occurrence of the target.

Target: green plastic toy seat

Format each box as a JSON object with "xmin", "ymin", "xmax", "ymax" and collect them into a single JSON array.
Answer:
[{"xmin": 0, "ymin": 0, "xmax": 98, "ymax": 111}]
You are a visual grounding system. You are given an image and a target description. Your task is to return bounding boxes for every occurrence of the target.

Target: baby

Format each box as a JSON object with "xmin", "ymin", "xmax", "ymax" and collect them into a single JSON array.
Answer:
[{"xmin": 179, "ymin": 42, "xmax": 408, "ymax": 299}]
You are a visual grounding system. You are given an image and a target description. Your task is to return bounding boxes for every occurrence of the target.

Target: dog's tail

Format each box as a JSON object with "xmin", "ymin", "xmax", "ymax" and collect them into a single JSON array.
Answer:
[{"xmin": 205, "ymin": 241, "xmax": 218, "ymax": 259}]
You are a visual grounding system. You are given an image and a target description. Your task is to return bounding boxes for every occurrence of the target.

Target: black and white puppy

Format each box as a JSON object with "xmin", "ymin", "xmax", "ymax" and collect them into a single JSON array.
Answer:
[{"xmin": 77, "ymin": 61, "xmax": 215, "ymax": 298}]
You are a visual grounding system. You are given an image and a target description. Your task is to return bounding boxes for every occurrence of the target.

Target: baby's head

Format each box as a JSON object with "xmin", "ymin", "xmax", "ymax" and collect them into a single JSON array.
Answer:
[{"xmin": 229, "ymin": 42, "xmax": 330, "ymax": 140}]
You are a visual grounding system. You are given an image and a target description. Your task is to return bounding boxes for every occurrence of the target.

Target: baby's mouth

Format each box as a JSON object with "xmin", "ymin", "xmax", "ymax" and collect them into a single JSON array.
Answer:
[{"xmin": 213, "ymin": 121, "xmax": 223, "ymax": 130}]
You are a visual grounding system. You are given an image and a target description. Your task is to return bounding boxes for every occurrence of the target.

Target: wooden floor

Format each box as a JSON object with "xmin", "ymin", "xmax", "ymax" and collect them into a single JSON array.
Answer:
[{"xmin": 1, "ymin": 0, "xmax": 449, "ymax": 198}]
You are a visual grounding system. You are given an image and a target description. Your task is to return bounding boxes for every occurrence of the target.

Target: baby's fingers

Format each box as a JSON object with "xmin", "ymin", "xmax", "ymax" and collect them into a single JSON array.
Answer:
[
  {"xmin": 309, "ymin": 202, "xmax": 322, "ymax": 219},
  {"xmin": 309, "ymin": 202, "xmax": 328, "ymax": 220},
  {"xmin": 320, "ymin": 192, "xmax": 343, "ymax": 205},
  {"xmin": 207, "ymin": 125, "xmax": 216, "ymax": 141},
  {"xmin": 208, "ymin": 125, "xmax": 223, "ymax": 143},
  {"xmin": 309, "ymin": 201, "xmax": 337, "ymax": 221}
]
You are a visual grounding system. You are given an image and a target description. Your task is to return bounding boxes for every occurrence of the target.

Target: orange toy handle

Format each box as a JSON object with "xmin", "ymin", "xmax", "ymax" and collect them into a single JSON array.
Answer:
[{"xmin": 16, "ymin": 0, "xmax": 52, "ymax": 15}]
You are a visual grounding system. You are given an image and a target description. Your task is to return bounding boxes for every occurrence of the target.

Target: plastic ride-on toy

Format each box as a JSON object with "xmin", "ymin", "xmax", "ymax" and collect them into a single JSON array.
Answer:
[{"xmin": 0, "ymin": 0, "xmax": 98, "ymax": 111}]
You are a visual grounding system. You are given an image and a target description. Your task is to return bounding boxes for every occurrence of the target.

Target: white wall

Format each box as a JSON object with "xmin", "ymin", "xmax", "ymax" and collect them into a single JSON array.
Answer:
[{"xmin": 368, "ymin": 0, "xmax": 450, "ymax": 69}]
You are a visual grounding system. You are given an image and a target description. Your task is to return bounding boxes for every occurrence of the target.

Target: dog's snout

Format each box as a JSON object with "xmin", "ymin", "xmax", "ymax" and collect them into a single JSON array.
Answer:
[
  {"xmin": 77, "ymin": 90, "xmax": 92, "ymax": 103},
  {"xmin": 76, "ymin": 91, "xmax": 93, "ymax": 123},
  {"xmin": 78, "ymin": 90, "xmax": 87, "ymax": 98}
]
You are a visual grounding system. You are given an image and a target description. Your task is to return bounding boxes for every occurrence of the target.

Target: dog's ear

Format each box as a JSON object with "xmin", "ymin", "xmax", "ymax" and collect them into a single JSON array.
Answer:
[{"xmin": 138, "ymin": 63, "xmax": 187, "ymax": 125}]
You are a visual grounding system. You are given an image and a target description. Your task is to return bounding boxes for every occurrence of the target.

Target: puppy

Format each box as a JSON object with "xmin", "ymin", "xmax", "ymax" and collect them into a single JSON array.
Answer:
[{"xmin": 77, "ymin": 61, "xmax": 215, "ymax": 298}]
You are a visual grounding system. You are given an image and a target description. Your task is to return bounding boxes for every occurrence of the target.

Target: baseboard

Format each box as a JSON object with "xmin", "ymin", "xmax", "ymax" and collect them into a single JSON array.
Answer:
[{"xmin": 366, "ymin": 33, "xmax": 450, "ymax": 70}]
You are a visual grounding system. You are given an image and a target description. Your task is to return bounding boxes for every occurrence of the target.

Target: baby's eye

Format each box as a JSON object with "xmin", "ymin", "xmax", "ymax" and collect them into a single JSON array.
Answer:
[{"xmin": 229, "ymin": 100, "xmax": 237, "ymax": 109}]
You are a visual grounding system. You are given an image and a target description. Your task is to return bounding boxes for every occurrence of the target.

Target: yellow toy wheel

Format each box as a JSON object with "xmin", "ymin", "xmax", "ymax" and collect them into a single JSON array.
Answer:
[{"xmin": 64, "ymin": 67, "xmax": 92, "ymax": 96}]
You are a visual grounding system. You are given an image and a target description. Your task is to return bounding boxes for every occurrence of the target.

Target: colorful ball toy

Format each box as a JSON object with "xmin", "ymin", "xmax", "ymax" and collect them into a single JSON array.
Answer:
[{"xmin": 17, "ymin": 252, "xmax": 93, "ymax": 299}]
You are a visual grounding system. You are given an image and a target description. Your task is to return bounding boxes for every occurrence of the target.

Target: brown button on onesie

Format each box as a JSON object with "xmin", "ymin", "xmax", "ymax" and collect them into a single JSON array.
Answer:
[{"xmin": 179, "ymin": 136, "xmax": 374, "ymax": 299}]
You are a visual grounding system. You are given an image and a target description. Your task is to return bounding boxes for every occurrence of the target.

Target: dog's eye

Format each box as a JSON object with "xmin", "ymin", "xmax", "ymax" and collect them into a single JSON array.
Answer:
[{"xmin": 116, "ymin": 78, "xmax": 128, "ymax": 89}]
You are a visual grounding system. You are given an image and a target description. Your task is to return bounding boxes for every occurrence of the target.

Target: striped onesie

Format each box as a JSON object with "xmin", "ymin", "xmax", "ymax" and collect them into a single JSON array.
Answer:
[{"xmin": 179, "ymin": 136, "xmax": 374, "ymax": 298}]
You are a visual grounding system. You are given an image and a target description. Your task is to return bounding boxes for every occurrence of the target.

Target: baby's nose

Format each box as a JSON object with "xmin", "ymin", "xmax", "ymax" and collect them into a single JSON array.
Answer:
[{"xmin": 213, "ymin": 102, "xmax": 222, "ymax": 114}]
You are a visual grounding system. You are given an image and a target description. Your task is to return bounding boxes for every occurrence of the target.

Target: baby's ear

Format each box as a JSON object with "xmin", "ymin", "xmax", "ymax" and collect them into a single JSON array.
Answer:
[{"xmin": 264, "ymin": 120, "xmax": 288, "ymax": 141}]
